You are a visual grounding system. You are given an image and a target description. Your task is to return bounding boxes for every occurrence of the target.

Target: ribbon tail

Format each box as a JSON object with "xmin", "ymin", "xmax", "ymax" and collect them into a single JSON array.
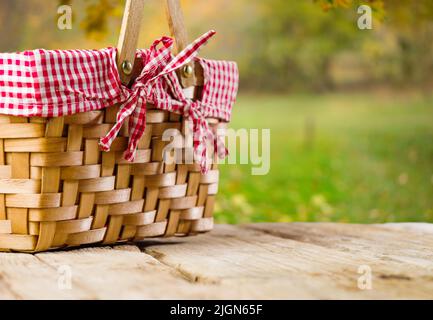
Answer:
[
  {"xmin": 215, "ymin": 135, "xmax": 228, "ymax": 159},
  {"xmin": 197, "ymin": 127, "xmax": 218, "ymax": 174},
  {"xmin": 151, "ymin": 30, "xmax": 217, "ymax": 81},
  {"xmin": 99, "ymin": 94, "xmax": 138, "ymax": 152},
  {"xmin": 192, "ymin": 117, "xmax": 214, "ymax": 174},
  {"xmin": 123, "ymin": 98, "xmax": 147, "ymax": 161}
]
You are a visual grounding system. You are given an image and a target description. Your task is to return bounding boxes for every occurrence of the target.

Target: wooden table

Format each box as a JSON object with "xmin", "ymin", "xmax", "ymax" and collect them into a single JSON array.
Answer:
[{"xmin": 0, "ymin": 223, "xmax": 432, "ymax": 299}]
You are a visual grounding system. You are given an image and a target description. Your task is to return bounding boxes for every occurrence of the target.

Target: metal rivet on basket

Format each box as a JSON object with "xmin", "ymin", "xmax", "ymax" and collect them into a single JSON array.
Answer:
[
  {"xmin": 121, "ymin": 60, "xmax": 133, "ymax": 76},
  {"xmin": 182, "ymin": 65, "xmax": 194, "ymax": 78}
]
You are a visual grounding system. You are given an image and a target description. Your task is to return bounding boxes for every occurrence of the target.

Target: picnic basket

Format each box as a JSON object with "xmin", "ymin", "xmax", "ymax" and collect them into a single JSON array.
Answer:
[{"xmin": 0, "ymin": 0, "xmax": 238, "ymax": 252}]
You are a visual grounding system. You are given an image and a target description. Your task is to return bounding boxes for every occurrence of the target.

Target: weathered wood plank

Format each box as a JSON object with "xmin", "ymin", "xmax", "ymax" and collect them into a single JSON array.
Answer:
[
  {"xmin": 0, "ymin": 252, "xmax": 91, "ymax": 299},
  {"xmin": 143, "ymin": 224, "xmax": 433, "ymax": 299},
  {"xmin": 246, "ymin": 223, "xmax": 433, "ymax": 265},
  {"xmin": 381, "ymin": 222, "xmax": 433, "ymax": 235},
  {"xmin": 33, "ymin": 245, "xmax": 228, "ymax": 300},
  {"xmin": 0, "ymin": 223, "xmax": 431, "ymax": 299}
]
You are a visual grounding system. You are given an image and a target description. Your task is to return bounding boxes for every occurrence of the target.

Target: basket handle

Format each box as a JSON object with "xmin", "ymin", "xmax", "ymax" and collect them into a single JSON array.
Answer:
[
  {"xmin": 117, "ymin": 0, "xmax": 197, "ymax": 87},
  {"xmin": 117, "ymin": 0, "xmax": 145, "ymax": 85},
  {"xmin": 165, "ymin": 0, "xmax": 197, "ymax": 88}
]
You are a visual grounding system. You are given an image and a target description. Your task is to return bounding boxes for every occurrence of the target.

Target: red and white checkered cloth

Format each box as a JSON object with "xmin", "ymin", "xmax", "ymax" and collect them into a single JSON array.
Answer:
[
  {"xmin": 0, "ymin": 48, "xmax": 127, "ymax": 117},
  {"xmin": 0, "ymin": 31, "xmax": 239, "ymax": 172}
]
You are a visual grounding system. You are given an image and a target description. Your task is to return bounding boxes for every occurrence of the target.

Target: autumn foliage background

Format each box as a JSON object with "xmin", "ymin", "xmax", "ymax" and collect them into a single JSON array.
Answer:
[
  {"xmin": 2, "ymin": 0, "xmax": 433, "ymax": 91},
  {"xmin": 0, "ymin": 0, "xmax": 432, "ymax": 223}
]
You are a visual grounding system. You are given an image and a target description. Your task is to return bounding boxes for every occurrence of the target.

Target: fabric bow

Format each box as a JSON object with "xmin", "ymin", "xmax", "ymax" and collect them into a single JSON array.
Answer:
[
  {"xmin": 100, "ymin": 30, "xmax": 222, "ymax": 173},
  {"xmin": 168, "ymin": 85, "xmax": 228, "ymax": 174},
  {"xmin": 182, "ymin": 101, "xmax": 215, "ymax": 172}
]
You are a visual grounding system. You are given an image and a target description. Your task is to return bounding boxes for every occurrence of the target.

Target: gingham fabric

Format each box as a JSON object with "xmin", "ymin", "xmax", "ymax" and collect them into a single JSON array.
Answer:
[
  {"xmin": 0, "ymin": 31, "xmax": 239, "ymax": 172},
  {"xmin": 0, "ymin": 48, "xmax": 127, "ymax": 117},
  {"xmin": 146, "ymin": 58, "xmax": 239, "ymax": 172}
]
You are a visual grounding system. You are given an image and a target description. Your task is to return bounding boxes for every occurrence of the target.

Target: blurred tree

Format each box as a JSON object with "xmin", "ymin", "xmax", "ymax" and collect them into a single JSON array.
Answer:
[
  {"xmin": 60, "ymin": 0, "xmax": 123, "ymax": 40},
  {"xmin": 0, "ymin": 1, "xmax": 27, "ymax": 51},
  {"xmin": 24, "ymin": 0, "xmax": 427, "ymax": 91},
  {"xmin": 316, "ymin": 0, "xmax": 433, "ymax": 87},
  {"xmin": 242, "ymin": 0, "xmax": 364, "ymax": 91}
]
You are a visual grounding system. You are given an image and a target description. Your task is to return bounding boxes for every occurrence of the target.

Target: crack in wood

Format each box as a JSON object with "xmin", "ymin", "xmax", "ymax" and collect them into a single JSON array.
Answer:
[{"xmin": 1, "ymin": 224, "xmax": 432, "ymax": 299}]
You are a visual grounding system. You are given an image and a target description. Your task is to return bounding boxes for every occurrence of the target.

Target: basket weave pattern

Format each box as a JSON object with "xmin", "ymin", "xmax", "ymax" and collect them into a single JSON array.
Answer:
[{"xmin": 0, "ymin": 104, "xmax": 222, "ymax": 252}]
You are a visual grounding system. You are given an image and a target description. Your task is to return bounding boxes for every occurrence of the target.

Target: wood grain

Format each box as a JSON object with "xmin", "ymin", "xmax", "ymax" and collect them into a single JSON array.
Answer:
[
  {"xmin": 117, "ymin": 0, "xmax": 145, "ymax": 85},
  {"xmin": 0, "ymin": 223, "xmax": 431, "ymax": 299},
  {"xmin": 165, "ymin": 0, "xmax": 196, "ymax": 88}
]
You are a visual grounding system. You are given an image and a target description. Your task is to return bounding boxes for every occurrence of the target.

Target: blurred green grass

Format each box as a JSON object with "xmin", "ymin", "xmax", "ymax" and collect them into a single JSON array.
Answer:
[{"xmin": 216, "ymin": 93, "xmax": 433, "ymax": 224}]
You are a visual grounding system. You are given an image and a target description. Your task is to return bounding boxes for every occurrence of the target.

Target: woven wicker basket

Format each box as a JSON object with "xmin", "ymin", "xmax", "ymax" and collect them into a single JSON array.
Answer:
[{"xmin": 0, "ymin": 0, "xmax": 226, "ymax": 252}]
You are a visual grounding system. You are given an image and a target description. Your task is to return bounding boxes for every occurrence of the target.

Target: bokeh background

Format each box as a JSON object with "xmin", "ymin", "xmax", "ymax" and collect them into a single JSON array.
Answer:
[{"xmin": 1, "ymin": 0, "xmax": 432, "ymax": 223}]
